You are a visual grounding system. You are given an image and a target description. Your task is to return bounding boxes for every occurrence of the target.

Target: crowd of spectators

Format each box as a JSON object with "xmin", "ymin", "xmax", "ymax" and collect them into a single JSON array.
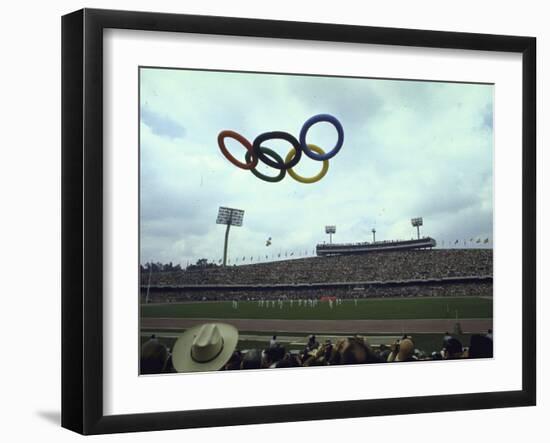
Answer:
[
  {"xmin": 142, "ymin": 249, "xmax": 493, "ymax": 287},
  {"xmin": 140, "ymin": 327, "xmax": 494, "ymax": 375}
]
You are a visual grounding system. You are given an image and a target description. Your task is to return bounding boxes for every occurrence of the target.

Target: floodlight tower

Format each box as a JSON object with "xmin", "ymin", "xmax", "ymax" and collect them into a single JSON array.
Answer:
[
  {"xmin": 325, "ymin": 225, "xmax": 336, "ymax": 244},
  {"xmin": 216, "ymin": 206, "xmax": 245, "ymax": 266},
  {"xmin": 371, "ymin": 228, "xmax": 376, "ymax": 243},
  {"xmin": 411, "ymin": 217, "xmax": 423, "ymax": 239}
]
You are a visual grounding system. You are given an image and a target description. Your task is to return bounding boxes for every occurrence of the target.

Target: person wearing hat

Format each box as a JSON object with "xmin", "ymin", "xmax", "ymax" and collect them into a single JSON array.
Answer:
[{"xmin": 171, "ymin": 323, "xmax": 239, "ymax": 373}]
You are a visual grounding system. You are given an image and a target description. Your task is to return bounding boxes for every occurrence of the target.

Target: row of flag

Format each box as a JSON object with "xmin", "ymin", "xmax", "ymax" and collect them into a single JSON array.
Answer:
[
  {"xmin": 440, "ymin": 238, "xmax": 490, "ymax": 246},
  {"xmin": 213, "ymin": 249, "xmax": 318, "ymax": 264}
]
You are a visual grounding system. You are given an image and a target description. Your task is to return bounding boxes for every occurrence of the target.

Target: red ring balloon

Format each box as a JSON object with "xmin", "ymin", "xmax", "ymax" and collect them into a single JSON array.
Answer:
[{"xmin": 217, "ymin": 130, "xmax": 258, "ymax": 170}]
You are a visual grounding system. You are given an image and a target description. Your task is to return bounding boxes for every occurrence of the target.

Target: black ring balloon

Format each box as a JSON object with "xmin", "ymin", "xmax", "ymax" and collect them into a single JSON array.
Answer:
[{"xmin": 252, "ymin": 131, "xmax": 302, "ymax": 171}]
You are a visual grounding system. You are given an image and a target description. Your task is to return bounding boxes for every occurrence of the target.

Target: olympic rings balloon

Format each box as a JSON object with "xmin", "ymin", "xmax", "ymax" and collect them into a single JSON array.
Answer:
[
  {"xmin": 217, "ymin": 114, "xmax": 344, "ymax": 184},
  {"xmin": 252, "ymin": 131, "xmax": 302, "ymax": 171},
  {"xmin": 285, "ymin": 144, "xmax": 329, "ymax": 184},
  {"xmin": 299, "ymin": 114, "xmax": 344, "ymax": 161},
  {"xmin": 245, "ymin": 146, "xmax": 286, "ymax": 183},
  {"xmin": 217, "ymin": 130, "xmax": 258, "ymax": 170}
]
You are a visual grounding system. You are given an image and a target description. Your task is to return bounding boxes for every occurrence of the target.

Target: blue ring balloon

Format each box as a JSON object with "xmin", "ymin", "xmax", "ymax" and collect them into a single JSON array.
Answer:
[{"xmin": 299, "ymin": 114, "xmax": 344, "ymax": 161}]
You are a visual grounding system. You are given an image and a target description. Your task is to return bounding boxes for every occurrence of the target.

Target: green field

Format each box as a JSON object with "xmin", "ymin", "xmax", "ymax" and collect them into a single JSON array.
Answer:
[{"xmin": 141, "ymin": 296, "xmax": 492, "ymax": 320}]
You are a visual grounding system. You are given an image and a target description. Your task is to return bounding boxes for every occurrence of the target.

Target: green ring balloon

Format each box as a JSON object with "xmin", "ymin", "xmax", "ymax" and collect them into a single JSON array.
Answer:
[{"xmin": 245, "ymin": 146, "xmax": 286, "ymax": 183}]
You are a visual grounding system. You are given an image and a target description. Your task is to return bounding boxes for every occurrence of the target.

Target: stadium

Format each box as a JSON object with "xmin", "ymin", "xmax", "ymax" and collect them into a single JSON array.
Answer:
[{"xmin": 140, "ymin": 234, "xmax": 493, "ymax": 373}]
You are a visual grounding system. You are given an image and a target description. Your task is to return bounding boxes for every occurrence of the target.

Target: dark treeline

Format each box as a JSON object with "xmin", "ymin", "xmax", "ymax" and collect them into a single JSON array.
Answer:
[{"xmin": 141, "ymin": 258, "xmax": 219, "ymax": 273}]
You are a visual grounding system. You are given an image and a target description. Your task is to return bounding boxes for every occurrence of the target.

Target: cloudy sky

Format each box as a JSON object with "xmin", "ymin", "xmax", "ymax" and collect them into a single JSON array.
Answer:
[{"xmin": 140, "ymin": 68, "xmax": 493, "ymax": 266}]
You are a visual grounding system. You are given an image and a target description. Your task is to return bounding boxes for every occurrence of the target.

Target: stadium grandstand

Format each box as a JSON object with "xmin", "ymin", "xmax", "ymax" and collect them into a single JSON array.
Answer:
[
  {"xmin": 316, "ymin": 237, "xmax": 437, "ymax": 256},
  {"xmin": 140, "ymin": 249, "xmax": 492, "ymax": 303}
]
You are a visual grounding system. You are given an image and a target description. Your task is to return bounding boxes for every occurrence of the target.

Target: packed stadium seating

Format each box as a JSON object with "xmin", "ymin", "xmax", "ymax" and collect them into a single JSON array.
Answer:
[
  {"xmin": 140, "ymin": 249, "xmax": 492, "ymax": 303},
  {"xmin": 142, "ymin": 249, "xmax": 492, "ymax": 286}
]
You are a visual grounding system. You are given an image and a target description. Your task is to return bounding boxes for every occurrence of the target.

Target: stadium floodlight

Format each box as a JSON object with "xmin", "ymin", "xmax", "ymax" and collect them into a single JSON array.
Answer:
[
  {"xmin": 217, "ymin": 206, "xmax": 245, "ymax": 266},
  {"xmin": 216, "ymin": 206, "xmax": 244, "ymax": 226},
  {"xmin": 325, "ymin": 225, "xmax": 336, "ymax": 244},
  {"xmin": 371, "ymin": 228, "xmax": 376, "ymax": 243},
  {"xmin": 411, "ymin": 217, "xmax": 423, "ymax": 239}
]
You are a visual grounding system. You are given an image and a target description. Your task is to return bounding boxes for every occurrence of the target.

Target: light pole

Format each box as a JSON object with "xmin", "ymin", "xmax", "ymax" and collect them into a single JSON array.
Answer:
[
  {"xmin": 325, "ymin": 225, "xmax": 336, "ymax": 244},
  {"xmin": 371, "ymin": 228, "xmax": 376, "ymax": 243},
  {"xmin": 216, "ymin": 206, "xmax": 244, "ymax": 266},
  {"xmin": 411, "ymin": 217, "xmax": 423, "ymax": 239}
]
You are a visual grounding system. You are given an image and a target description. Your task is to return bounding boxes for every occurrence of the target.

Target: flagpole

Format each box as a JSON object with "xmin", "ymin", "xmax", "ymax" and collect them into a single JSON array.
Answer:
[{"xmin": 145, "ymin": 264, "xmax": 152, "ymax": 304}]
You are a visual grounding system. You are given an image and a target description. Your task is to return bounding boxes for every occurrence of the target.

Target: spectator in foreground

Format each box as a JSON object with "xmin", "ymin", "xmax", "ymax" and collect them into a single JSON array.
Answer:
[
  {"xmin": 378, "ymin": 344, "xmax": 391, "ymax": 362},
  {"xmin": 241, "ymin": 349, "xmax": 263, "ymax": 370},
  {"xmin": 413, "ymin": 348, "xmax": 427, "ymax": 361},
  {"xmin": 323, "ymin": 339, "xmax": 333, "ymax": 360},
  {"xmin": 442, "ymin": 336, "xmax": 464, "ymax": 359},
  {"xmin": 468, "ymin": 334, "xmax": 493, "ymax": 359},
  {"xmin": 224, "ymin": 350, "xmax": 243, "ymax": 370},
  {"xmin": 263, "ymin": 345, "xmax": 286, "ymax": 368},
  {"xmin": 329, "ymin": 336, "xmax": 381, "ymax": 365},
  {"xmin": 140, "ymin": 335, "xmax": 172, "ymax": 374},
  {"xmin": 275, "ymin": 352, "xmax": 303, "ymax": 368},
  {"xmin": 302, "ymin": 334, "xmax": 320, "ymax": 361},
  {"xmin": 386, "ymin": 337, "xmax": 415, "ymax": 362},
  {"xmin": 171, "ymin": 323, "xmax": 239, "ymax": 372},
  {"xmin": 307, "ymin": 335, "xmax": 319, "ymax": 350}
]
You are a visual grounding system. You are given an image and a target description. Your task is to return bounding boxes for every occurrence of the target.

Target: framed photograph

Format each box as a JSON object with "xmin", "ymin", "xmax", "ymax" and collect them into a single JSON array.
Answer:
[{"xmin": 61, "ymin": 8, "xmax": 536, "ymax": 435}]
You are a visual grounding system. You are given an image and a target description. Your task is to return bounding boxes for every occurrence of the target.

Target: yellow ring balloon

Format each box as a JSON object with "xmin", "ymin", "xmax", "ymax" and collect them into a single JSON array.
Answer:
[{"xmin": 285, "ymin": 144, "xmax": 329, "ymax": 184}]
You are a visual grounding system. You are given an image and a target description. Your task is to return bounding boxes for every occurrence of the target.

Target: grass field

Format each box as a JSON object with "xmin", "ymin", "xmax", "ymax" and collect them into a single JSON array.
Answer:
[{"xmin": 141, "ymin": 296, "xmax": 492, "ymax": 320}]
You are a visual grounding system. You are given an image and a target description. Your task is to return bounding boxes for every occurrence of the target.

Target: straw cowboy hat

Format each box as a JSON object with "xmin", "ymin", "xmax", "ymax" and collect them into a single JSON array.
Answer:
[{"xmin": 172, "ymin": 323, "xmax": 239, "ymax": 373}]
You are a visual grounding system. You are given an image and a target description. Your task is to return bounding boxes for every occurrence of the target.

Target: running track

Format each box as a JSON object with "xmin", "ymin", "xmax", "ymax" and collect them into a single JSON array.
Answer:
[{"xmin": 141, "ymin": 317, "xmax": 492, "ymax": 334}]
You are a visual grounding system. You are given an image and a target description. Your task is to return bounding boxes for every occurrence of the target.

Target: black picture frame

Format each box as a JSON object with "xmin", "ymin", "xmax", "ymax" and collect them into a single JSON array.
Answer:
[{"xmin": 61, "ymin": 8, "xmax": 536, "ymax": 435}]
